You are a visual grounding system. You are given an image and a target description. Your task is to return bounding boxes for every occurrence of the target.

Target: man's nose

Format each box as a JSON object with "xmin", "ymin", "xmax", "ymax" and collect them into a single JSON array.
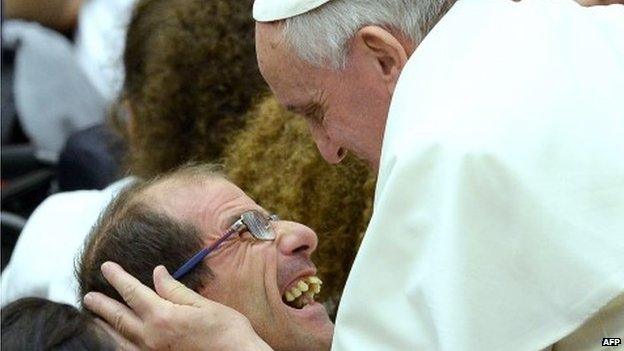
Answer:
[{"xmin": 275, "ymin": 221, "xmax": 318, "ymax": 258}]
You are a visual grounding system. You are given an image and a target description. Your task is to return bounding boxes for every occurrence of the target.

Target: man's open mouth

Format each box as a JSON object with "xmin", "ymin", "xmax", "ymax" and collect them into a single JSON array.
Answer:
[{"xmin": 282, "ymin": 276, "xmax": 323, "ymax": 309}]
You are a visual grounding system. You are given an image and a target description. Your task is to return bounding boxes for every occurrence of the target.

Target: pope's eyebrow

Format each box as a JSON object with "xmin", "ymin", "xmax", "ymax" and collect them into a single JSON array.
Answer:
[{"xmin": 287, "ymin": 101, "xmax": 324, "ymax": 124}]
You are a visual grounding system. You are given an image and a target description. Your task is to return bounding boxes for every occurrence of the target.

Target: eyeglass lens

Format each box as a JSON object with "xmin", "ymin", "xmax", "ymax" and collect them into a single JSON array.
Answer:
[{"xmin": 242, "ymin": 211, "xmax": 276, "ymax": 240}]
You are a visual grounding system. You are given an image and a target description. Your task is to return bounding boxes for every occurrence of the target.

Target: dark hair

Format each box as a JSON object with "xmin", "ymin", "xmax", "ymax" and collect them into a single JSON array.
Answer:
[
  {"xmin": 117, "ymin": 0, "xmax": 267, "ymax": 179},
  {"xmin": 77, "ymin": 165, "xmax": 219, "ymax": 305},
  {"xmin": 0, "ymin": 297, "xmax": 116, "ymax": 350}
]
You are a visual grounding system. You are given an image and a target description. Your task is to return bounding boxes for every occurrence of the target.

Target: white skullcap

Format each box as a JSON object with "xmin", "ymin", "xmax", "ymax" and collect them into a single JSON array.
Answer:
[{"xmin": 253, "ymin": 0, "xmax": 332, "ymax": 22}]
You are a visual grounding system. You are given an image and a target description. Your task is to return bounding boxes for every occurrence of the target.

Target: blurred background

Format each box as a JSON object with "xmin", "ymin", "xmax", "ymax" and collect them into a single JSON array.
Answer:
[{"xmin": 1, "ymin": 0, "xmax": 132, "ymax": 269}]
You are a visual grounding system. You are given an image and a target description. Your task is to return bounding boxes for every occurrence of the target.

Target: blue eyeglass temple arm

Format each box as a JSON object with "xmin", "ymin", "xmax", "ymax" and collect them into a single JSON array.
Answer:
[{"xmin": 172, "ymin": 224, "xmax": 242, "ymax": 280}]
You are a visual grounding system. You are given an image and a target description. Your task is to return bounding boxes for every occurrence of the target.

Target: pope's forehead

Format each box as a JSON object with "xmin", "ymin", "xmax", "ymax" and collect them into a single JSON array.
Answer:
[
  {"xmin": 256, "ymin": 23, "xmax": 323, "ymax": 105},
  {"xmin": 256, "ymin": 22, "xmax": 286, "ymax": 51},
  {"xmin": 256, "ymin": 23, "xmax": 314, "ymax": 77}
]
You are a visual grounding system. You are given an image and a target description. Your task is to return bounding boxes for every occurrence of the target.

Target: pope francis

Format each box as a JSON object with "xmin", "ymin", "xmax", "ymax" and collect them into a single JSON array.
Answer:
[{"xmin": 83, "ymin": 0, "xmax": 624, "ymax": 350}]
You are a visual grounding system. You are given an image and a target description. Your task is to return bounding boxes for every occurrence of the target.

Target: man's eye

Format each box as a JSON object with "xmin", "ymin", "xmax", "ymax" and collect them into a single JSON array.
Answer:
[
  {"xmin": 223, "ymin": 234, "xmax": 238, "ymax": 242},
  {"xmin": 239, "ymin": 231, "xmax": 255, "ymax": 240}
]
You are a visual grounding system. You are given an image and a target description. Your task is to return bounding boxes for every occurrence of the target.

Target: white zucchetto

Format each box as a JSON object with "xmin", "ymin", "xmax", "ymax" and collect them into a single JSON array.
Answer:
[{"xmin": 253, "ymin": 0, "xmax": 331, "ymax": 21}]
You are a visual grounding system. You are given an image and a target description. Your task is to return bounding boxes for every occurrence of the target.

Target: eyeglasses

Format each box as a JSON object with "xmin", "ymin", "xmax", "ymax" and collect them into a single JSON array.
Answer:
[{"xmin": 172, "ymin": 210, "xmax": 279, "ymax": 280}]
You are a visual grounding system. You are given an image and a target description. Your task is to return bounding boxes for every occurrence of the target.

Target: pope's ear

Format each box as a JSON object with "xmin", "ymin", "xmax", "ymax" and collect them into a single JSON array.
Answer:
[{"xmin": 355, "ymin": 26, "xmax": 409, "ymax": 95}]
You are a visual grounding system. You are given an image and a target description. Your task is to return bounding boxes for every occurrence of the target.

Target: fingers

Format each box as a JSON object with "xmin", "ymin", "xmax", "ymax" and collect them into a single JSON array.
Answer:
[
  {"xmin": 152, "ymin": 266, "xmax": 251, "ymax": 330},
  {"xmin": 83, "ymin": 292, "xmax": 143, "ymax": 344},
  {"xmin": 101, "ymin": 261, "xmax": 162, "ymax": 317},
  {"xmin": 93, "ymin": 318, "xmax": 141, "ymax": 351},
  {"xmin": 153, "ymin": 265, "xmax": 207, "ymax": 308}
]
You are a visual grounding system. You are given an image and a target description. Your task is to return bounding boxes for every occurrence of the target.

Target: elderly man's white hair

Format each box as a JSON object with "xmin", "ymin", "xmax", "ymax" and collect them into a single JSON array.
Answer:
[{"xmin": 282, "ymin": 0, "xmax": 456, "ymax": 69}]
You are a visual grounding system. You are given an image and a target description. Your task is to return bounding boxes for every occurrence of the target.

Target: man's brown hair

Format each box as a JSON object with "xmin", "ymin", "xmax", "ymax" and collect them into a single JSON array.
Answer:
[{"xmin": 77, "ymin": 165, "xmax": 221, "ymax": 305}]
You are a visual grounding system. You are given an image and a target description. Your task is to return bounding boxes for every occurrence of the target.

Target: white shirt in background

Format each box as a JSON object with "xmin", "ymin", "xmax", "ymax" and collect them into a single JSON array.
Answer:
[{"xmin": 0, "ymin": 178, "xmax": 135, "ymax": 307}]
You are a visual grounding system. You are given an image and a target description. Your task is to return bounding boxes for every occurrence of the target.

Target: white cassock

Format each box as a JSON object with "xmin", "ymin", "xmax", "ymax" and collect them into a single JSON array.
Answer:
[{"xmin": 332, "ymin": 1, "xmax": 624, "ymax": 350}]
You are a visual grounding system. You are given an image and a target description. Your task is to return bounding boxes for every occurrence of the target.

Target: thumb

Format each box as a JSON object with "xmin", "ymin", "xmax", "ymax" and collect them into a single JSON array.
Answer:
[{"xmin": 152, "ymin": 265, "xmax": 207, "ymax": 307}]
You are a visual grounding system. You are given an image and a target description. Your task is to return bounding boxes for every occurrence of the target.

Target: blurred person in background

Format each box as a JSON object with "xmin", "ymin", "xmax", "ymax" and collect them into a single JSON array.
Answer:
[{"xmin": 1, "ymin": 0, "xmax": 136, "ymax": 162}]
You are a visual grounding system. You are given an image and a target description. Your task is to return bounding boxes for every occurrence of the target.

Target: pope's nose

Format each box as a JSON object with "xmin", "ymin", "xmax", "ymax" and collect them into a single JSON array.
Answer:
[
  {"xmin": 275, "ymin": 221, "xmax": 318, "ymax": 258},
  {"xmin": 308, "ymin": 124, "xmax": 345, "ymax": 164}
]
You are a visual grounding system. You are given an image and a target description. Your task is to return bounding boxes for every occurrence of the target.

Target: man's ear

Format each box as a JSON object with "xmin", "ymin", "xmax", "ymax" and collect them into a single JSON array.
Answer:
[{"xmin": 354, "ymin": 26, "xmax": 410, "ymax": 95}]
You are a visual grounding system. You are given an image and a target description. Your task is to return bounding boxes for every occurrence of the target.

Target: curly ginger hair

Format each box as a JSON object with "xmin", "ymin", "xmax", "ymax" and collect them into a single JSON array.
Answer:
[{"xmin": 119, "ymin": 0, "xmax": 267, "ymax": 178}]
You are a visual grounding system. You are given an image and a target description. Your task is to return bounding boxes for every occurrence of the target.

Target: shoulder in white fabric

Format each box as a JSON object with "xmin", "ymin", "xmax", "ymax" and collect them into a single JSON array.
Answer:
[{"xmin": 253, "ymin": 0, "xmax": 332, "ymax": 21}]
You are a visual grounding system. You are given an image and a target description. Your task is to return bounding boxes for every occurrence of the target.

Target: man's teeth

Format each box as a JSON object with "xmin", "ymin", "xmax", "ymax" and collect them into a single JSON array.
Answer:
[
  {"xmin": 307, "ymin": 276, "xmax": 322, "ymax": 285},
  {"xmin": 283, "ymin": 276, "xmax": 323, "ymax": 308},
  {"xmin": 297, "ymin": 281, "xmax": 309, "ymax": 292}
]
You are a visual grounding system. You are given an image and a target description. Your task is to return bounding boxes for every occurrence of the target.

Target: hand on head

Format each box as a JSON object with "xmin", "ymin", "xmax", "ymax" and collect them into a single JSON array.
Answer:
[{"xmin": 83, "ymin": 262, "xmax": 273, "ymax": 351}]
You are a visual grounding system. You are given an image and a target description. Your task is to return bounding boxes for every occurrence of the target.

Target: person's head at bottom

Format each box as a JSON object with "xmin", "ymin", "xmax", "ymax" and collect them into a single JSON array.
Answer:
[
  {"xmin": 77, "ymin": 163, "xmax": 334, "ymax": 351},
  {"xmin": 1, "ymin": 297, "xmax": 116, "ymax": 350}
]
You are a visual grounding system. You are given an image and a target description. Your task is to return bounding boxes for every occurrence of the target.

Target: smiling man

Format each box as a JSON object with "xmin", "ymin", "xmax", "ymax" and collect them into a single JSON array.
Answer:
[{"xmin": 77, "ymin": 164, "xmax": 333, "ymax": 351}]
